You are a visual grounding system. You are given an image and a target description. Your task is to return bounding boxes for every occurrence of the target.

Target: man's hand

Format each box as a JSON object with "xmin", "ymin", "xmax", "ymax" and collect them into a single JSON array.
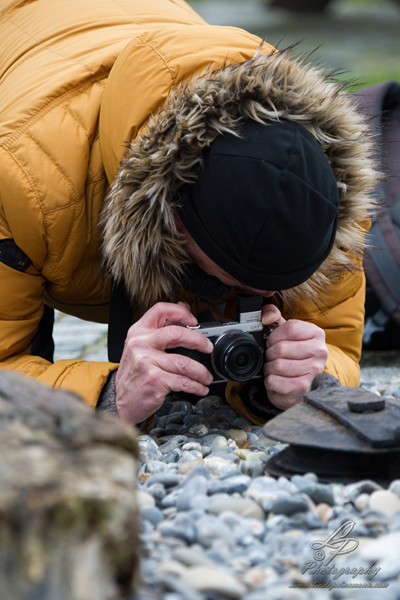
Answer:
[
  {"xmin": 262, "ymin": 304, "xmax": 328, "ymax": 411},
  {"xmin": 115, "ymin": 302, "xmax": 213, "ymax": 425}
]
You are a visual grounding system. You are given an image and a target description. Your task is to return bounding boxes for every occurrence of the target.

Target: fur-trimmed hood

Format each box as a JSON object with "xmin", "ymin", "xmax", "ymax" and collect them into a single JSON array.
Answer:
[{"xmin": 102, "ymin": 47, "xmax": 378, "ymax": 311}]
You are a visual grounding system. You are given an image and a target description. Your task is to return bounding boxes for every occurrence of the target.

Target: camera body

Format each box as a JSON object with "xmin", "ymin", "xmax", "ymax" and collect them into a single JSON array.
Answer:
[{"xmin": 175, "ymin": 296, "xmax": 269, "ymax": 384}]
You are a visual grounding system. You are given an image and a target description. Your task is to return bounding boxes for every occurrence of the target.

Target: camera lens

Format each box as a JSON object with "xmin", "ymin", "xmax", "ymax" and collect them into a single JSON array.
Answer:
[{"xmin": 212, "ymin": 330, "xmax": 263, "ymax": 381}]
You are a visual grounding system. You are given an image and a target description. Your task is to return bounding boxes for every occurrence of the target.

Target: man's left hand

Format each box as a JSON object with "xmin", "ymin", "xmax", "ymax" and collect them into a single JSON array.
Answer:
[{"xmin": 261, "ymin": 304, "xmax": 328, "ymax": 410}]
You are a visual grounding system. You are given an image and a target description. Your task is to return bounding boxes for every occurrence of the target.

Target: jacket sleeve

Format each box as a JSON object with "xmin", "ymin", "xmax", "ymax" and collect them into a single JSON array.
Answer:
[
  {"xmin": 0, "ymin": 246, "xmax": 118, "ymax": 408},
  {"xmin": 225, "ymin": 266, "xmax": 366, "ymax": 424},
  {"xmin": 295, "ymin": 267, "xmax": 367, "ymax": 387}
]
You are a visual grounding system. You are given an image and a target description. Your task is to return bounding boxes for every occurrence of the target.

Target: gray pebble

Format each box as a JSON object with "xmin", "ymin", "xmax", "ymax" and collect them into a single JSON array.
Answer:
[
  {"xmin": 207, "ymin": 496, "xmax": 265, "ymax": 520},
  {"xmin": 140, "ymin": 505, "xmax": 164, "ymax": 526},
  {"xmin": 146, "ymin": 483, "xmax": 166, "ymax": 503},
  {"xmin": 145, "ymin": 472, "xmax": 182, "ymax": 488},
  {"xmin": 188, "ymin": 423, "xmax": 209, "ymax": 436},
  {"xmin": 158, "ymin": 516, "xmax": 197, "ymax": 544},
  {"xmin": 169, "ymin": 400, "xmax": 194, "ymax": 414},
  {"xmin": 176, "ymin": 475, "xmax": 209, "ymax": 511},
  {"xmin": 264, "ymin": 492, "xmax": 310, "ymax": 516},
  {"xmin": 163, "ymin": 449, "xmax": 182, "ymax": 463},
  {"xmin": 344, "ymin": 479, "xmax": 383, "ymax": 500},
  {"xmin": 208, "ymin": 474, "xmax": 251, "ymax": 495},
  {"xmin": 389, "ymin": 479, "xmax": 400, "ymax": 498},
  {"xmin": 158, "ymin": 435, "xmax": 190, "ymax": 454},
  {"xmin": 297, "ymin": 483, "xmax": 335, "ymax": 506},
  {"xmin": 210, "ymin": 435, "xmax": 229, "ymax": 452},
  {"xmin": 195, "ymin": 515, "xmax": 234, "ymax": 549}
]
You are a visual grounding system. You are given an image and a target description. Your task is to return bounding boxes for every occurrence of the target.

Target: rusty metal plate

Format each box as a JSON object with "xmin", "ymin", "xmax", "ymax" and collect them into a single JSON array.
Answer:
[
  {"xmin": 263, "ymin": 376, "xmax": 400, "ymax": 482},
  {"xmin": 263, "ymin": 400, "xmax": 399, "ymax": 453},
  {"xmin": 266, "ymin": 445, "xmax": 400, "ymax": 484},
  {"xmin": 304, "ymin": 386, "xmax": 400, "ymax": 448}
]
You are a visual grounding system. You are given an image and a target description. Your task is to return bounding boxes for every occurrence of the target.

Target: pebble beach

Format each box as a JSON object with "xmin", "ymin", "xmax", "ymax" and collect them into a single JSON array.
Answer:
[
  {"xmin": 131, "ymin": 367, "xmax": 400, "ymax": 600},
  {"xmin": 53, "ymin": 313, "xmax": 400, "ymax": 599}
]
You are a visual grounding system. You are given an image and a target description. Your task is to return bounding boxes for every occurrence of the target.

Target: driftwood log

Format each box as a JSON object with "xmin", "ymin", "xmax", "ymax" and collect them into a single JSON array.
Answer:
[{"xmin": 0, "ymin": 370, "xmax": 140, "ymax": 600}]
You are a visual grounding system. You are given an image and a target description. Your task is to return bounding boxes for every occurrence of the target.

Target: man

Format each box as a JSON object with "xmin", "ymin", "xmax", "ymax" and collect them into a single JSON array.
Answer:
[{"xmin": 0, "ymin": 0, "xmax": 377, "ymax": 427}]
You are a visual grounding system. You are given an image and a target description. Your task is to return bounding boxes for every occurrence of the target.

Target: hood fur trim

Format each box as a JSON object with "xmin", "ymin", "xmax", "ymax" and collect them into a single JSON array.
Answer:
[{"xmin": 102, "ymin": 47, "xmax": 379, "ymax": 311}]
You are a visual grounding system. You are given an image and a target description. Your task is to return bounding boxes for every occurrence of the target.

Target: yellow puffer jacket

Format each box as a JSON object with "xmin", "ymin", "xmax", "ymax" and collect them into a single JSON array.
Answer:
[{"xmin": 0, "ymin": 0, "xmax": 376, "ymax": 417}]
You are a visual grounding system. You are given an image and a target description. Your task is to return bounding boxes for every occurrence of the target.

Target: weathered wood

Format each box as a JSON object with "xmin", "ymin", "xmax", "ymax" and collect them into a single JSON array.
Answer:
[{"xmin": 0, "ymin": 370, "xmax": 140, "ymax": 600}]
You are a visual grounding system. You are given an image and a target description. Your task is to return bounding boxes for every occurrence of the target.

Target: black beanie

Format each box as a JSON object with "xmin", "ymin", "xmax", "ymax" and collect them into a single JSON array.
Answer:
[{"xmin": 177, "ymin": 119, "xmax": 339, "ymax": 291}]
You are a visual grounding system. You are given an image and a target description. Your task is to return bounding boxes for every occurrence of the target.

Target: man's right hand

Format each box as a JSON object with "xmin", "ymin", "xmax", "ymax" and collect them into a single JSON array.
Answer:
[{"xmin": 115, "ymin": 302, "xmax": 213, "ymax": 425}]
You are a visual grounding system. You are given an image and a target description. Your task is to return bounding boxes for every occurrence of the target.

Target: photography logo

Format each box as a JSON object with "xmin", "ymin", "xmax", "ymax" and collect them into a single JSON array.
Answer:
[{"xmin": 290, "ymin": 520, "xmax": 388, "ymax": 590}]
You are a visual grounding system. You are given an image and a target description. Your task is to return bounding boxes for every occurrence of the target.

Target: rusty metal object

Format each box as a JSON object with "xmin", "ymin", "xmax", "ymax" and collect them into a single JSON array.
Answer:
[{"xmin": 264, "ymin": 374, "xmax": 400, "ymax": 483}]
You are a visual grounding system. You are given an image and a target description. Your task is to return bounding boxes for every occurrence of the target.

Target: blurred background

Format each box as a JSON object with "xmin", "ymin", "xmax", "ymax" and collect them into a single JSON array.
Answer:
[{"xmin": 189, "ymin": 0, "xmax": 400, "ymax": 86}]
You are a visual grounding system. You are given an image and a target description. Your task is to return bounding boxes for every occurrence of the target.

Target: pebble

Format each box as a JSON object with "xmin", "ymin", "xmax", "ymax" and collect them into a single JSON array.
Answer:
[
  {"xmin": 132, "ymin": 370, "xmax": 400, "ymax": 599},
  {"xmin": 207, "ymin": 496, "xmax": 265, "ymax": 519},
  {"xmin": 369, "ymin": 489, "xmax": 400, "ymax": 516},
  {"xmin": 389, "ymin": 479, "xmax": 400, "ymax": 498},
  {"xmin": 263, "ymin": 492, "xmax": 310, "ymax": 516},
  {"xmin": 315, "ymin": 502, "xmax": 333, "ymax": 523},
  {"xmin": 136, "ymin": 490, "xmax": 156, "ymax": 507},
  {"xmin": 180, "ymin": 566, "xmax": 247, "ymax": 598},
  {"xmin": 226, "ymin": 428, "xmax": 248, "ymax": 444}
]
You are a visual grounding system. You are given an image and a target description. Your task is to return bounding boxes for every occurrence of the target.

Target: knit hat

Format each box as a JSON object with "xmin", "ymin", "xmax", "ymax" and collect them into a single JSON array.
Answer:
[{"xmin": 177, "ymin": 119, "xmax": 339, "ymax": 291}]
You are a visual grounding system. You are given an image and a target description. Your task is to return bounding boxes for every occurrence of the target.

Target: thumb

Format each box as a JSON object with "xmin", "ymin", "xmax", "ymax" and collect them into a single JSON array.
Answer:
[{"xmin": 261, "ymin": 303, "xmax": 286, "ymax": 327}]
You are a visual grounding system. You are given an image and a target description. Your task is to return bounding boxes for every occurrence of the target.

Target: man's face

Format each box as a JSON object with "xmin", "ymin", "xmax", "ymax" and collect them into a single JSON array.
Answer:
[{"xmin": 182, "ymin": 227, "xmax": 275, "ymax": 299}]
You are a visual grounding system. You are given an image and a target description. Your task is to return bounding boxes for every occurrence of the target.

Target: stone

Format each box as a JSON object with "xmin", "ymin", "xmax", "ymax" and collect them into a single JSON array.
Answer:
[
  {"xmin": 359, "ymin": 532, "xmax": 400, "ymax": 563},
  {"xmin": 369, "ymin": 490, "xmax": 400, "ymax": 516},
  {"xmin": 180, "ymin": 566, "xmax": 247, "ymax": 598},
  {"xmin": 344, "ymin": 479, "xmax": 383, "ymax": 500},
  {"xmin": 210, "ymin": 435, "xmax": 229, "ymax": 452},
  {"xmin": 207, "ymin": 496, "xmax": 265, "ymax": 519},
  {"xmin": 172, "ymin": 546, "xmax": 215, "ymax": 567},
  {"xmin": 389, "ymin": 479, "xmax": 400, "ymax": 498},
  {"xmin": 146, "ymin": 483, "xmax": 166, "ymax": 503},
  {"xmin": 195, "ymin": 515, "xmax": 234, "ymax": 549},
  {"xmin": 226, "ymin": 429, "xmax": 248, "ymax": 445},
  {"xmin": 140, "ymin": 505, "xmax": 164, "ymax": 526},
  {"xmin": 176, "ymin": 475, "xmax": 209, "ymax": 511},
  {"xmin": 208, "ymin": 474, "xmax": 251, "ymax": 495},
  {"xmin": 315, "ymin": 502, "xmax": 333, "ymax": 523},
  {"xmin": 295, "ymin": 483, "xmax": 335, "ymax": 506},
  {"xmin": 264, "ymin": 493, "xmax": 310, "ymax": 516},
  {"xmin": 246, "ymin": 476, "xmax": 279, "ymax": 503},
  {"xmin": 179, "ymin": 450, "xmax": 203, "ymax": 462},
  {"xmin": 136, "ymin": 490, "xmax": 156, "ymax": 507},
  {"xmin": 204, "ymin": 456, "xmax": 234, "ymax": 476},
  {"xmin": 145, "ymin": 472, "xmax": 182, "ymax": 488},
  {"xmin": 158, "ymin": 519, "xmax": 197, "ymax": 544},
  {"xmin": 177, "ymin": 459, "xmax": 204, "ymax": 475},
  {"xmin": 188, "ymin": 423, "xmax": 209, "ymax": 436},
  {"xmin": 0, "ymin": 370, "xmax": 140, "ymax": 600},
  {"xmin": 354, "ymin": 492, "xmax": 370, "ymax": 511}
]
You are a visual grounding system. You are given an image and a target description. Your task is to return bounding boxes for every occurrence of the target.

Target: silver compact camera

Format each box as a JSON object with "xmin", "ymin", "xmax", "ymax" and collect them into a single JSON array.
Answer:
[{"xmin": 175, "ymin": 296, "xmax": 270, "ymax": 383}]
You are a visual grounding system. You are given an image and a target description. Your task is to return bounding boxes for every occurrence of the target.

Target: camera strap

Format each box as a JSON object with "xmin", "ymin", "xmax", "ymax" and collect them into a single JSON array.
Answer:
[{"xmin": 107, "ymin": 279, "xmax": 133, "ymax": 363}]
